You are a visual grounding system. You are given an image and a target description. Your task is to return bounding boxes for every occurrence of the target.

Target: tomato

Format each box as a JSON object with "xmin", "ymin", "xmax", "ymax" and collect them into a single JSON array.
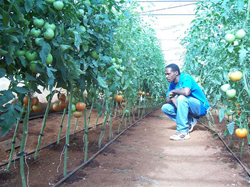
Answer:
[
  {"xmin": 114, "ymin": 95, "xmax": 123, "ymax": 102},
  {"xmin": 226, "ymin": 89, "xmax": 236, "ymax": 98},
  {"xmin": 235, "ymin": 102, "xmax": 240, "ymax": 108},
  {"xmin": 25, "ymin": 51, "xmax": 37, "ymax": 61},
  {"xmin": 52, "ymin": 103, "xmax": 61, "ymax": 111},
  {"xmin": 29, "ymin": 61, "xmax": 39, "ymax": 73},
  {"xmin": 30, "ymin": 28, "xmax": 41, "ymax": 37},
  {"xmin": 114, "ymin": 64, "xmax": 120, "ymax": 69},
  {"xmin": 142, "ymin": 92, "xmax": 145, "ymax": 95},
  {"xmin": 235, "ymin": 29, "xmax": 246, "ymax": 39},
  {"xmin": 44, "ymin": 28, "xmax": 55, "ymax": 40},
  {"xmin": 32, "ymin": 105, "xmax": 41, "ymax": 112},
  {"xmin": 23, "ymin": 95, "xmax": 29, "ymax": 106},
  {"xmin": 237, "ymin": 110, "xmax": 241, "ymax": 115},
  {"xmin": 35, "ymin": 38, "xmax": 44, "ymax": 46},
  {"xmin": 45, "ymin": 0, "xmax": 55, "ymax": 3},
  {"xmin": 84, "ymin": 0, "xmax": 91, "ymax": 6},
  {"xmin": 235, "ymin": 128, "xmax": 248, "ymax": 138},
  {"xmin": 132, "ymin": 58, "xmax": 136, "ymax": 62},
  {"xmin": 76, "ymin": 102, "xmax": 86, "ymax": 111},
  {"xmin": 117, "ymin": 58, "xmax": 123, "ymax": 64},
  {"xmin": 77, "ymin": 9, "xmax": 84, "ymax": 16},
  {"xmin": 220, "ymin": 84, "xmax": 230, "ymax": 92},
  {"xmin": 149, "ymin": 96, "xmax": 153, "ymax": 100},
  {"xmin": 15, "ymin": 50, "xmax": 26, "ymax": 56},
  {"xmin": 53, "ymin": 1, "xmax": 64, "ymax": 10},
  {"xmin": 146, "ymin": 93, "xmax": 149, "ymax": 96},
  {"xmin": 59, "ymin": 101, "xmax": 67, "ymax": 109},
  {"xmin": 138, "ymin": 91, "xmax": 142, "ymax": 95},
  {"xmin": 79, "ymin": 26, "xmax": 86, "ymax": 33},
  {"xmin": 58, "ymin": 93, "xmax": 66, "ymax": 101},
  {"xmin": 44, "ymin": 22, "xmax": 56, "ymax": 31},
  {"xmin": 91, "ymin": 51, "xmax": 98, "ymax": 60},
  {"xmin": 228, "ymin": 71, "xmax": 242, "ymax": 81},
  {"xmin": 71, "ymin": 104, "xmax": 76, "ymax": 112},
  {"xmin": 46, "ymin": 53, "xmax": 53, "ymax": 64},
  {"xmin": 111, "ymin": 58, "xmax": 116, "ymax": 63},
  {"xmin": 225, "ymin": 33, "xmax": 235, "ymax": 43},
  {"xmin": 73, "ymin": 111, "xmax": 83, "ymax": 118},
  {"xmin": 225, "ymin": 108, "xmax": 233, "ymax": 116},
  {"xmin": 31, "ymin": 97, "xmax": 39, "ymax": 106},
  {"xmin": 66, "ymin": 96, "xmax": 75, "ymax": 104},
  {"xmin": 33, "ymin": 18, "xmax": 44, "ymax": 28},
  {"xmin": 121, "ymin": 102, "xmax": 125, "ymax": 107},
  {"xmin": 125, "ymin": 109, "xmax": 130, "ymax": 114},
  {"xmin": 120, "ymin": 66, "xmax": 125, "ymax": 71}
]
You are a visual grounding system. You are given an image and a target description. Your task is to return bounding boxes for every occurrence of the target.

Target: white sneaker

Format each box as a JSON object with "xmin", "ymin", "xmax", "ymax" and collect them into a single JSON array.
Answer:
[
  {"xmin": 170, "ymin": 132, "xmax": 190, "ymax": 141},
  {"xmin": 189, "ymin": 118, "xmax": 197, "ymax": 133}
]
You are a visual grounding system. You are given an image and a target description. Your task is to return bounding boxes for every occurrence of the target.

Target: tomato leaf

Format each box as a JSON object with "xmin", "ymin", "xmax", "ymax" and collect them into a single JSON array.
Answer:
[
  {"xmin": 0, "ymin": 103, "xmax": 21, "ymax": 137},
  {"xmin": 12, "ymin": 86, "xmax": 29, "ymax": 94},
  {"xmin": 0, "ymin": 8, "xmax": 10, "ymax": 27},
  {"xmin": 219, "ymin": 107, "xmax": 227, "ymax": 122},
  {"xmin": 25, "ymin": 72, "xmax": 36, "ymax": 81},
  {"xmin": 226, "ymin": 121, "xmax": 235, "ymax": 135},
  {"xmin": 227, "ymin": 46, "xmax": 234, "ymax": 53},
  {"xmin": 223, "ymin": 128, "xmax": 229, "ymax": 137},
  {"xmin": 237, "ymin": 0, "xmax": 244, "ymax": 12},
  {"xmin": 39, "ymin": 43, "xmax": 51, "ymax": 64},
  {"xmin": 0, "ymin": 90, "xmax": 14, "ymax": 106},
  {"xmin": 239, "ymin": 48, "xmax": 247, "ymax": 63},
  {"xmin": 36, "ymin": 0, "xmax": 48, "ymax": 14},
  {"xmin": 0, "ymin": 68, "xmax": 6, "ymax": 78},
  {"xmin": 0, "ymin": 48, "xmax": 8, "ymax": 55},
  {"xmin": 97, "ymin": 76, "xmax": 107, "ymax": 88}
]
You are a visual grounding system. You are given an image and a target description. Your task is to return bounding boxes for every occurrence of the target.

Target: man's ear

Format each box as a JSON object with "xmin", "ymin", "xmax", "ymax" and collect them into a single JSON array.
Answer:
[{"xmin": 175, "ymin": 71, "xmax": 178, "ymax": 76}]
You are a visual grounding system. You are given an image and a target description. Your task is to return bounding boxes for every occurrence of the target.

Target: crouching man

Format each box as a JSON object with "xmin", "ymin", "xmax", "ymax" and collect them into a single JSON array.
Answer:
[{"xmin": 161, "ymin": 63, "xmax": 210, "ymax": 141}]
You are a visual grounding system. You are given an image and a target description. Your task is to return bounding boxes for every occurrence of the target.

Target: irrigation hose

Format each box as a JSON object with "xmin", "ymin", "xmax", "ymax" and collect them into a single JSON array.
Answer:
[
  {"xmin": 52, "ymin": 106, "xmax": 160, "ymax": 187},
  {"xmin": 201, "ymin": 122, "xmax": 250, "ymax": 177}
]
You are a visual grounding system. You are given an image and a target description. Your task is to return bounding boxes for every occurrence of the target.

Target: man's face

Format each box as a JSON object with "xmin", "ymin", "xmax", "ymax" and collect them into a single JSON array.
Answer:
[{"xmin": 165, "ymin": 68, "xmax": 178, "ymax": 83}]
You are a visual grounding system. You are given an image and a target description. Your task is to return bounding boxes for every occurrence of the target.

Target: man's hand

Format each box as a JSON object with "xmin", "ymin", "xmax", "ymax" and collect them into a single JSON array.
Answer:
[
  {"xmin": 168, "ymin": 90, "xmax": 175, "ymax": 98},
  {"xmin": 170, "ymin": 96, "xmax": 177, "ymax": 107}
]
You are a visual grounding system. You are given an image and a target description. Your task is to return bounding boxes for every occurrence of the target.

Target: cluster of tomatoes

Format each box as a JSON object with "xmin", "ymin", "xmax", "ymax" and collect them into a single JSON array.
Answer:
[
  {"xmin": 52, "ymin": 93, "xmax": 86, "ymax": 118},
  {"xmin": 23, "ymin": 95, "xmax": 41, "ymax": 112},
  {"xmin": 138, "ymin": 91, "xmax": 153, "ymax": 100}
]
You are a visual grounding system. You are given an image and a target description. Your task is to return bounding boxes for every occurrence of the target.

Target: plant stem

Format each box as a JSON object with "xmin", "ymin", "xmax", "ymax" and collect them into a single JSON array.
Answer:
[
  {"xmin": 83, "ymin": 108, "xmax": 88, "ymax": 162},
  {"xmin": 34, "ymin": 93, "xmax": 53, "ymax": 159},
  {"xmin": 19, "ymin": 96, "xmax": 32, "ymax": 187},
  {"xmin": 109, "ymin": 100, "xmax": 114, "ymax": 140},
  {"xmin": 64, "ymin": 86, "xmax": 73, "ymax": 176},
  {"xmin": 117, "ymin": 110, "xmax": 125, "ymax": 133},
  {"xmin": 98, "ymin": 110, "xmax": 109, "ymax": 148},
  {"xmin": 73, "ymin": 118, "xmax": 78, "ymax": 134},
  {"xmin": 57, "ymin": 108, "xmax": 67, "ymax": 144},
  {"xmin": 6, "ymin": 104, "xmax": 25, "ymax": 171}
]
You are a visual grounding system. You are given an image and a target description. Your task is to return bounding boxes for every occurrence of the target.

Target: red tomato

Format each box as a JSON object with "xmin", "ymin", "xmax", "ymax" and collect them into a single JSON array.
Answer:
[
  {"xmin": 121, "ymin": 102, "xmax": 125, "ymax": 107},
  {"xmin": 31, "ymin": 97, "xmax": 39, "ymax": 106},
  {"xmin": 59, "ymin": 101, "xmax": 67, "ymax": 109},
  {"xmin": 114, "ymin": 95, "xmax": 123, "ymax": 102},
  {"xmin": 32, "ymin": 105, "xmax": 41, "ymax": 112},
  {"xmin": 52, "ymin": 103, "xmax": 61, "ymax": 111},
  {"xmin": 76, "ymin": 102, "xmax": 86, "ymax": 111},
  {"xmin": 58, "ymin": 93, "xmax": 66, "ymax": 101},
  {"xmin": 23, "ymin": 95, "xmax": 29, "ymax": 106}
]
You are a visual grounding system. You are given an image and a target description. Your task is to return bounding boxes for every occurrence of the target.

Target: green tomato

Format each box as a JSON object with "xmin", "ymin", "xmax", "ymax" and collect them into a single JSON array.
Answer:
[
  {"xmin": 220, "ymin": 84, "xmax": 230, "ymax": 92},
  {"xmin": 15, "ymin": 50, "xmax": 26, "ymax": 56},
  {"xmin": 120, "ymin": 66, "xmax": 125, "ymax": 71},
  {"xmin": 30, "ymin": 28, "xmax": 41, "ymax": 37},
  {"xmin": 114, "ymin": 64, "xmax": 120, "ymax": 69},
  {"xmin": 77, "ymin": 9, "xmax": 85, "ymax": 17},
  {"xmin": 125, "ymin": 110, "xmax": 130, "ymax": 114},
  {"xmin": 25, "ymin": 51, "xmax": 37, "ymax": 61},
  {"xmin": 91, "ymin": 51, "xmax": 98, "ymax": 60},
  {"xmin": 235, "ymin": 29, "xmax": 246, "ymax": 40},
  {"xmin": 35, "ymin": 38, "xmax": 44, "ymax": 46},
  {"xmin": 45, "ymin": 0, "xmax": 55, "ymax": 3},
  {"xmin": 44, "ymin": 22, "xmax": 56, "ymax": 31},
  {"xmin": 71, "ymin": 104, "xmax": 76, "ymax": 112},
  {"xmin": 33, "ymin": 18, "xmax": 44, "ymax": 28},
  {"xmin": 84, "ymin": 0, "xmax": 91, "ymax": 6},
  {"xmin": 226, "ymin": 89, "xmax": 236, "ymax": 98},
  {"xmin": 111, "ymin": 58, "xmax": 116, "ymax": 63},
  {"xmin": 44, "ymin": 28, "xmax": 55, "ymax": 40},
  {"xmin": 117, "ymin": 58, "xmax": 122, "ymax": 64},
  {"xmin": 132, "ymin": 58, "xmax": 136, "ymax": 62},
  {"xmin": 29, "ymin": 61, "xmax": 39, "ymax": 73},
  {"xmin": 53, "ymin": 1, "xmax": 64, "ymax": 10},
  {"xmin": 79, "ymin": 26, "xmax": 86, "ymax": 33},
  {"xmin": 46, "ymin": 53, "xmax": 53, "ymax": 64},
  {"xmin": 225, "ymin": 33, "xmax": 235, "ymax": 43}
]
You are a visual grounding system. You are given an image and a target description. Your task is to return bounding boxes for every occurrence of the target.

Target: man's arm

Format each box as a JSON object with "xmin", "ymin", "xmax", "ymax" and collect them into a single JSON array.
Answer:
[{"xmin": 169, "ymin": 87, "xmax": 191, "ymax": 97}]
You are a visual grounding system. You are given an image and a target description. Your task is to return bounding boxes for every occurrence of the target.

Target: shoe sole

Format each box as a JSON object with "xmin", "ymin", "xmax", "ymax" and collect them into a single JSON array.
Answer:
[{"xmin": 170, "ymin": 135, "xmax": 190, "ymax": 141}]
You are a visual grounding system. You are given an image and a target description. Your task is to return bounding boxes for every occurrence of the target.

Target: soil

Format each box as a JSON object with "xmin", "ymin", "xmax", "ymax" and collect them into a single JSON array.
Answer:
[{"xmin": 0, "ymin": 107, "xmax": 250, "ymax": 187}]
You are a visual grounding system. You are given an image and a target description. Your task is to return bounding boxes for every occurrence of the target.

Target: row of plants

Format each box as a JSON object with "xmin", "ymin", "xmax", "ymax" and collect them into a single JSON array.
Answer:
[
  {"xmin": 0, "ymin": 0, "xmax": 167, "ymax": 186},
  {"xmin": 181, "ymin": 0, "xmax": 250, "ymax": 158}
]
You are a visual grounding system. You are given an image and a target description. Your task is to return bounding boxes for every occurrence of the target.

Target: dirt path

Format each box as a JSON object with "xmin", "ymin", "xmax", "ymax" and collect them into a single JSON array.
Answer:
[
  {"xmin": 0, "ymin": 108, "xmax": 250, "ymax": 187},
  {"xmin": 64, "ymin": 109, "xmax": 250, "ymax": 187}
]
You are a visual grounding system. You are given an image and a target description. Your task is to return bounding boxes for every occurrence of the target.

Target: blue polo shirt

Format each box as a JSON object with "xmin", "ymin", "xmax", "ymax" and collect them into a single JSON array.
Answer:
[{"xmin": 167, "ymin": 73, "xmax": 210, "ymax": 115}]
